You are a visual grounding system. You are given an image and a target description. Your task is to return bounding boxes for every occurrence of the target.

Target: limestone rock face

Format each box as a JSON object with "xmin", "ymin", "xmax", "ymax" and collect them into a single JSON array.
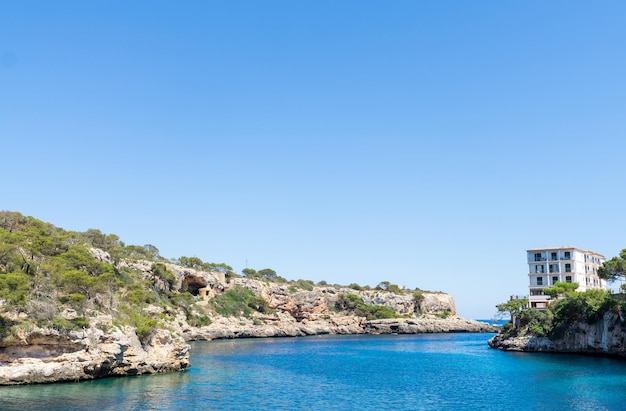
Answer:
[
  {"xmin": 229, "ymin": 279, "xmax": 455, "ymax": 318},
  {"xmin": 488, "ymin": 311, "xmax": 626, "ymax": 357},
  {"xmin": 185, "ymin": 312, "xmax": 370, "ymax": 340},
  {"xmin": 0, "ymin": 252, "xmax": 486, "ymax": 385},
  {"xmin": 366, "ymin": 316, "xmax": 492, "ymax": 334},
  {"xmin": 179, "ymin": 277, "xmax": 485, "ymax": 342},
  {"xmin": 421, "ymin": 293, "xmax": 456, "ymax": 315},
  {"xmin": 0, "ymin": 325, "xmax": 189, "ymax": 385},
  {"xmin": 89, "ymin": 247, "xmax": 113, "ymax": 265},
  {"xmin": 185, "ymin": 313, "xmax": 494, "ymax": 341}
]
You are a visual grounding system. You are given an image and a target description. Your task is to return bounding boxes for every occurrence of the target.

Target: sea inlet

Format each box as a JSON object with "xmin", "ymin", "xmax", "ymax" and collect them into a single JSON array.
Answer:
[{"xmin": 2, "ymin": 333, "xmax": 626, "ymax": 410}]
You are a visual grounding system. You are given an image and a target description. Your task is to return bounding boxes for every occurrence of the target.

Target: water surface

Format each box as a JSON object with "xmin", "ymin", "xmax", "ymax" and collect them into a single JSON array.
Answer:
[{"xmin": 2, "ymin": 333, "xmax": 626, "ymax": 410}]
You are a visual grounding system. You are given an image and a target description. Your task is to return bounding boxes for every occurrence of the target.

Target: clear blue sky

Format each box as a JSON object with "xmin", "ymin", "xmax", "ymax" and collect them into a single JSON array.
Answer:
[{"xmin": 2, "ymin": 1, "xmax": 626, "ymax": 319}]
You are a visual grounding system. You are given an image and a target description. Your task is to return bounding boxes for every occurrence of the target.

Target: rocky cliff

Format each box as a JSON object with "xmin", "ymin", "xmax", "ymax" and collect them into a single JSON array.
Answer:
[
  {"xmin": 0, "ymin": 252, "xmax": 494, "ymax": 385},
  {"xmin": 488, "ymin": 310, "xmax": 626, "ymax": 357},
  {"xmin": 175, "ymin": 275, "xmax": 494, "ymax": 340},
  {"xmin": 0, "ymin": 322, "xmax": 189, "ymax": 385}
]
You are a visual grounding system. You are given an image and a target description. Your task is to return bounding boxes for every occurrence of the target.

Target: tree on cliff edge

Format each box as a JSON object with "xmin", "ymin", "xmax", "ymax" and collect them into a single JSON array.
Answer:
[
  {"xmin": 598, "ymin": 248, "xmax": 626, "ymax": 283},
  {"xmin": 496, "ymin": 298, "xmax": 528, "ymax": 320}
]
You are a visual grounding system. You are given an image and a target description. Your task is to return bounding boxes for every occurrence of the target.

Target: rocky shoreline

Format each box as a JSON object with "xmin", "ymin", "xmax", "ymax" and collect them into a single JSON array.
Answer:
[
  {"xmin": 488, "ymin": 311, "xmax": 626, "ymax": 357},
  {"xmin": 185, "ymin": 314, "xmax": 495, "ymax": 340},
  {"xmin": 0, "ymin": 316, "xmax": 494, "ymax": 386},
  {"xmin": 0, "ymin": 325, "xmax": 189, "ymax": 385},
  {"xmin": 0, "ymin": 256, "xmax": 496, "ymax": 385}
]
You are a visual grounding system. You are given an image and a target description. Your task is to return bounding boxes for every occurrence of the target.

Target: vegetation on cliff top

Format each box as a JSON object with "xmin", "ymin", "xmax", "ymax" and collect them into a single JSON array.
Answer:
[
  {"xmin": 496, "ymin": 248, "xmax": 626, "ymax": 339},
  {"xmin": 496, "ymin": 284, "xmax": 623, "ymax": 339},
  {"xmin": 0, "ymin": 211, "xmax": 432, "ymax": 343},
  {"xmin": 598, "ymin": 248, "xmax": 626, "ymax": 286},
  {"xmin": 0, "ymin": 211, "xmax": 216, "ymax": 342}
]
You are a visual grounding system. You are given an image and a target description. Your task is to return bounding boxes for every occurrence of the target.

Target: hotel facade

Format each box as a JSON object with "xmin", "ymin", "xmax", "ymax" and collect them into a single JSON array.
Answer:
[{"xmin": 527, "ymin": 246, "xmax": 607, "ymax": 309}]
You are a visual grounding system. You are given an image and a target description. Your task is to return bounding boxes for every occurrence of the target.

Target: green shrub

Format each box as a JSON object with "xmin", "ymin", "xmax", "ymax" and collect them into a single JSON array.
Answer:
[
  {"xmin": 289, "ymin": 280, "xmax": 315, "ymax": 292},
  {"xmin": 68, "ymin": 293, "xmax": 87, "ymax": 304},
  {"xmin": 355, "ymin": 304, "xmax": 397, "ymax": 320},
  {"xmin": 169, "ymin": 291, "xmax": 195, "ymax": 314},
  {"xmin": 134, "ymin": 318, "xmax": 157, "ymax": 341},
  {"xmin": 294, "ymin": 279, "xmax": 314, "ymax": 291},
  {"xmin": 0, "ymin": 316, "xmax": 16, "ymax": 338},
  {"xmin": 210, "ymin": 286, "xmax": 269, "ymax": 317},
  {"xmin": 531, "ymin": 324, "xmax": 548, "ymax": 336},
  {"xmin": 435, "ymin": 310, "xmax": 450, "ymax": 319},
  {"xmin": 516, "ymin": 308, "xmax": 552, "ymax": 336},
  {"xmin": 550, "ymin": 289, "xmax": 615, "ymax": 328},
  {"xmin": 387, "ymin": 284, "xmax": 402, "ymax": 293},
  {"xmin": 152, "ymin": 263, "xmax": 176, "ymax": 289},
  {"xmin": 124, "ymin": 284, "xmax": 157, "ymax": 306},
  {"xmin": 413, "ymin": 292, "xmax": 424, "ymax": 312},
  {"xmin": 126, "ymin": 310, "xmax": 157, "ymax": 341},
  {"xmin": 501, "ymin": 322, "xmax": 514, "ymax": 333},
  {"xmin": 247, "ymin": 295, "xmax": 271, "ymax": 313},
  {"xmin": 211, "ymin": 287, "xmax": 252, "ymax": 317},
  {"xmin": 337, "ymin": 293, "xmax": 362, "ymax": 310},
  {"xmin": 0, "ymin": 272, "xmax": 32, "ymax": 306},
  {"xmin": 51, "ymin": 317, "xmax": 88, "ymax": 331},
  {"xmin": 336, "ymin": 293, "xmax": 399, "ymax": 320},
  {"xmin": 73, "ymin": 317, "xmax": 89, "ymax": 328},
  {"xmin": 187, "ymin": 314, "xmax": 211, "ymax": 327}
]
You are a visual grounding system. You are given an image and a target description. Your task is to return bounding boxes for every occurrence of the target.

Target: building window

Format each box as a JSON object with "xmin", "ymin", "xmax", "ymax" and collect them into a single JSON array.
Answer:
[
  {"xmin": 549, "ymin": 264, "xmax": 559, "ymax": 273},
  {"xmin": 552, "ymin": 276, "xmax": 559, "ymax": 284},
  {"xmin": 551, "ymin": 252, "xmax": 557, "ymax": 260},
  {"xmin": 564, "ymin": 251, "xmax": 571, "ymax": 259},
  {"xmin": 565, "ymin": 264, "xmax": 571, "ymax": 272},
  {"xmin": 534, "ymin": 253, "xmax": 542, "ymax": 262},
  {"xmin": 566, "ymin": 276, "xmax": 572, "ymax": 283},
  {"xmin": 537, "ymin": 277, "xmax": 543, "ymax": 286}
]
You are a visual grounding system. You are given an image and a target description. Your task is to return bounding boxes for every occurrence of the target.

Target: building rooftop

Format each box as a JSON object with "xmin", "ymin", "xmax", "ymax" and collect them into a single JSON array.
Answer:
[{"xmin": 526, "ymin": 246, "xmax": 605, "ymax": 258}]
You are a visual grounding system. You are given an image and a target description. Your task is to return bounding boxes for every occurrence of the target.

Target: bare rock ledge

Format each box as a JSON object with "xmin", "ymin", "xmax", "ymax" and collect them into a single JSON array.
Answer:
[
  {"xmin": 184, "ymin": 314, "xmax": 496, "ymax": 340},
  {"xmin": 0, "ymin": 326, "xmax": 190, "ymax": 385}
]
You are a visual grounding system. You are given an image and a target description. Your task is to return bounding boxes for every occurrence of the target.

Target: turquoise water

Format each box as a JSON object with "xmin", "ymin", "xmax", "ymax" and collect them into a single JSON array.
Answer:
[{"xmin": 2, "ymin": 333, "xmax": 626, "ymax": 410}]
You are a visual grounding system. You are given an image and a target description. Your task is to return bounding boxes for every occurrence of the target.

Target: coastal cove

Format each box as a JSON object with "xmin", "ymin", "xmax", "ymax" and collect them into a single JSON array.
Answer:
[
  {"xmin": 3, "ymin": 1, "xmax": 626, "ymax": 409},
  {"xmin": 3, "ymin": 333, "xmax": 626, "ymax": 411},
  {"xmin": 0, "ymin": 212, "xmax": 495, "ymax": 385}
]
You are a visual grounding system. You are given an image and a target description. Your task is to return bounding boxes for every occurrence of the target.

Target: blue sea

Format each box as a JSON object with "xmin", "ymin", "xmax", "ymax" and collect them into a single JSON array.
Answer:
[{"xmin": 2, "ymin": 333, "xmax": 626, "ymax": 410}]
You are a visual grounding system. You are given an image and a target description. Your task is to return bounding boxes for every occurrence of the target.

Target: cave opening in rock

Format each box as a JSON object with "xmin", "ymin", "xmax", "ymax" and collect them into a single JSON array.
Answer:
[{"xmin": 180, "ymin": 275, "xmax": 207, "ymax": 296}]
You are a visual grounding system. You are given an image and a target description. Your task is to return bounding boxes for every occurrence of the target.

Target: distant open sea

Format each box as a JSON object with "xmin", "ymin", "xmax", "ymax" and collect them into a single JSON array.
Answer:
[{"xmin": 3, "ymin": 333, "xmax": 626, "ymax": 410}]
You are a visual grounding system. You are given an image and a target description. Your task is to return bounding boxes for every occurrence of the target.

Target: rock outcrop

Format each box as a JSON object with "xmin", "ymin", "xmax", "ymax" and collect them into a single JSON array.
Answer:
[
  {"xmin": 0, "ymin": 323, "xmax": 189, "ymax": 385},
  {"xmin": 0, "ymin": 252, "xmax": 493, "ymax": 385},
  {"xmin": 488, "ymin": 311, "xmax": 626, "ymax": 357},
  {"xmin": 184, "ymin": 314, "xmax": 494, "ymax": 341}
]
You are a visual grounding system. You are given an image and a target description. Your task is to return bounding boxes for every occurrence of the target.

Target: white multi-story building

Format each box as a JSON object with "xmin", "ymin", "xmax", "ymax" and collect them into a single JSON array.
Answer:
[{"xmin": 527, "ymin": 246, "xmax": 607, "ymax": 309}]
